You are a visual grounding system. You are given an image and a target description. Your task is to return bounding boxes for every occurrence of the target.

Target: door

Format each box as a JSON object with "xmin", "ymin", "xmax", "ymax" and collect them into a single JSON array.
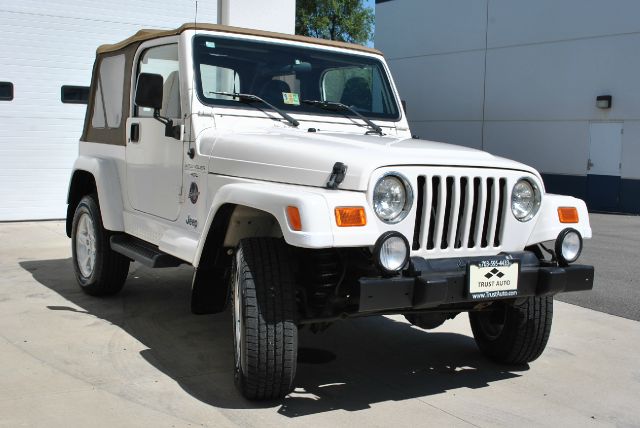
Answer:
[
  {"xmin": 587, "ymin": 122, "xmax": 622, "ymax": 212},
  {"xmin": 126, "ymin": 43, "xmax": 183, "ymax": 221}
]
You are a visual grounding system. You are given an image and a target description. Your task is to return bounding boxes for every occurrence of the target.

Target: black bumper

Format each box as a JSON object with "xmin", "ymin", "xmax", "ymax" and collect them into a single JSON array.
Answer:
[{"xmin": 358, "ymin": 251, "xmax": 594, "ymax": 313}]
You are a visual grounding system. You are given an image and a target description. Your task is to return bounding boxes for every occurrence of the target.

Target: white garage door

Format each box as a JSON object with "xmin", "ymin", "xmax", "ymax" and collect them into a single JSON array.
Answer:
[{"xmin": 0, "ymin": 0, "xmax": 217, "ymax": 221}]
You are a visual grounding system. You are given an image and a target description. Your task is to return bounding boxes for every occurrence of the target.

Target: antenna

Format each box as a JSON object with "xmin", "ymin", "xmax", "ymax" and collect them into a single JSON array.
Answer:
[{"xmin": 187, "ymin": 0, "xmax": 199, "ymax": 158}]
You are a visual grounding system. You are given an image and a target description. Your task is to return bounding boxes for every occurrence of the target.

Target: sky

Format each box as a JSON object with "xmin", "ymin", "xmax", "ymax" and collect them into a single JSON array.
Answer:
[{"xmin": 365, "ymin": 0, "xmax": 376, "ymax": 47}]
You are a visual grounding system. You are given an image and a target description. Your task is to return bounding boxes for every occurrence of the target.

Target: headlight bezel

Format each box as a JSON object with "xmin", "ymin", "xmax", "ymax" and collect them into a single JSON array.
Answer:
[
  {"xmin": 372, "ymin": 172, "xmax": 414, "ymax": 224},
  {"xmin": 511, "ymin": 177, "xmax": 542, "ymax": 222}
]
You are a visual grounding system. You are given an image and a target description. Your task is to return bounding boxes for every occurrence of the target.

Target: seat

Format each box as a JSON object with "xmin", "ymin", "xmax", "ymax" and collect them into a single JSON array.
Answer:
[
  {"xmin": 258, "ymin": 79, "xmax": 291, "ymax": 107},
  {"xmin": 340, "ymin": 76, "xmax": 371, "ymax": 111},
  {"xmin": 161, "ymin": 71, "xmax": 181, "ymax": 119}
]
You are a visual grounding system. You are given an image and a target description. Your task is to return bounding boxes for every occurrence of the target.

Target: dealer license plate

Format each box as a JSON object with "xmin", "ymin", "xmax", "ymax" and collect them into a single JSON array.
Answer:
[{"xmin": 468, "ymin": 258, "xmax": 519, "ymax": 300}]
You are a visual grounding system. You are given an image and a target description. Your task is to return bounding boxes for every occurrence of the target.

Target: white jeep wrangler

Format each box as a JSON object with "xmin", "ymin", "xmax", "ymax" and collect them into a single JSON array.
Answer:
[{"xmin": 67, "ymin": 24, "xmax": 594, "ymax": 400}]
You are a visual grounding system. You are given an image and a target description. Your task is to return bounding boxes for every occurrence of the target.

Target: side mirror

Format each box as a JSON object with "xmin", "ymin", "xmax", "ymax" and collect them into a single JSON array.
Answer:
[
  {"xmin": 133, "ymin": 73, "xmax": 180, "ymax": 140},
  {"xmin": 135, "ymin": 73, "xmax": 163, "ymax": 110},
  {"xmin": 401, "ymin": 99, "xmax": 407, "ymax": 114}
]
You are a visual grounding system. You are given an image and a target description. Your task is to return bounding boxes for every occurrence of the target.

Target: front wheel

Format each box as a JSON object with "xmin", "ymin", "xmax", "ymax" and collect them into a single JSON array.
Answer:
[
  {"xmin": 469, "ymin": 296, "xmax": 553, "ymax": 364},
  {"xmin": 71, "ymin": 194, "xmax": 129, "ymax": 296},
  {"xmin": 231, "ymin": 238, "xmax": 298, "ymax": 400}
]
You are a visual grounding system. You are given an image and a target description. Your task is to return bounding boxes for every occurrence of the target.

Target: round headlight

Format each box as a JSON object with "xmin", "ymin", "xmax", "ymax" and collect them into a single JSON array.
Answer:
[
  {"xmin": 373, "ymin": 173, "xmax": 413, "ymax": 223},
  {"xmin": 511, "ymin": 178, "xmax": 541, "ymax": 222},
  {"xmin": 555, "ymin": 228, "xmax": 582, "ymax": 265},
  {"xmin": 374, "ymin": 232, "xmax": 410, "ymax": 273}
]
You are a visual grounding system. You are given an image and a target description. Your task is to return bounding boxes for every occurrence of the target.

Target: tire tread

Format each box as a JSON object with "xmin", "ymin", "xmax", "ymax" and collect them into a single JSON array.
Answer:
[
  {"xmin": 235, "ymin": 238, "xmax": 297, "ymax": 400},
  {"xmin": 470, "ymin": 296, "xmax": 553, "ymax": 364}
]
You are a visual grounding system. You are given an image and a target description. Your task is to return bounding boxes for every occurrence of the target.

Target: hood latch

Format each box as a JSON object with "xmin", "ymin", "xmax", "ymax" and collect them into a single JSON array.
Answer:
[{"xmin": 326, "ymin": 162, "xmax": 347, "ymax": 189}]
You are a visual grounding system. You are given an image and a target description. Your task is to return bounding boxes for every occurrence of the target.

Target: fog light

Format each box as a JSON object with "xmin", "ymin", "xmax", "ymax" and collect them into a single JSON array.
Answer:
[
  {"xmin": 374, "ymin": 232, "xmax": 409, "ymax": 274},
  {"xmin": 555, "ymin": 228, "xmax": 583, "ymax": 266}
]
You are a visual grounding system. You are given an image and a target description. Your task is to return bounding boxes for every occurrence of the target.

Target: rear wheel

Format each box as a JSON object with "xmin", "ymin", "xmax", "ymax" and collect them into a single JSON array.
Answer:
[
  {"xmin": 469, "ymin": 296, "xmax": 553, "ymax": 364},
  {"xmin": 231, "ymin": 238, "xmax": 298, "ymax": 400},
  {"xmin": 71, "ymin": 194, "xmax": 129, "ymax": 296}
]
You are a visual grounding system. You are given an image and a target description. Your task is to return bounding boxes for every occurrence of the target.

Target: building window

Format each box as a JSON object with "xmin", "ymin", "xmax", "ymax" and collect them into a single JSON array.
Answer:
[
  {"xmin": 0, "ymin": 82, "xmax": 13, "ymax": 101},
  {"xmin": 61, "ymin": 85, "xmax": 89, "ymax": 104}
]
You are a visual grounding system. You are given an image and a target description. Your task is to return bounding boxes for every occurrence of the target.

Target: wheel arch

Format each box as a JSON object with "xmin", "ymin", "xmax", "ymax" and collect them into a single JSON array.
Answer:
[
  {"xmin": 66, "ymin": 156, "xmax": 125, "ymax": 237},
  {"xmin": 197, "ymin": 203, "xmax": 283, "ymax": 268},
  {"xmin": 193, "ymin": 181, "xmax": 334, "ymax": 268},
  {"xmin": 190, "ymin": 203, "xmax": 283, "ymax": 315},
  {"xmin": 66, "ymin": 170, "xmax": 97, "ymax": 237},
  {"xmin": 526, "ymin": 194, "xmax": 592, "ymax": 246}
]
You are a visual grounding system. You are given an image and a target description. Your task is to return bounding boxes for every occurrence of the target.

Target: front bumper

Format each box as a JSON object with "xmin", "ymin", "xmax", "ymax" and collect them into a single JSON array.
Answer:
[{"xmin": 358, "ymin": 251, "xmax": 594, "ymax": 313}]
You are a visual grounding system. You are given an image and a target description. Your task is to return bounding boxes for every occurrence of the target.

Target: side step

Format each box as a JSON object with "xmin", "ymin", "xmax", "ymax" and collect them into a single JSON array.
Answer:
[{"xmin": 110, "ymin": 234, "xmax": 184, "ymax": 268}]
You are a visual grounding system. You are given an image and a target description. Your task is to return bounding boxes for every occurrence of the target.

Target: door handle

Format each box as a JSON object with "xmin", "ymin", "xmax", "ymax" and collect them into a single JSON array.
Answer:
[
  {"xmin": 587, "ymin": 159, "xmax": 594, "ymax": 171},
  {"xmin": 130, "ymin": 123, "xmax": 140, "ymax": 143}
]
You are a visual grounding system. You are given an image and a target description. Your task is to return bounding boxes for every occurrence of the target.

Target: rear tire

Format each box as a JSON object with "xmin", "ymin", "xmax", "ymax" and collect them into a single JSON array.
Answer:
[
  {"xmin": 469, "ymin": 296, "xmax": 553, "ymax": 364},
  {"xmin": 231, "ymin": 238, "xmax": 298, "ymax": 400},
  {"xmin": 71, "ymin": 194, "xmax": 129, "ymax": 296}
]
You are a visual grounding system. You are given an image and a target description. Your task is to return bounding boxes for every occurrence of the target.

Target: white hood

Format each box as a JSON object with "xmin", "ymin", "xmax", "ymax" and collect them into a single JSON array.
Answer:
[{"xmin": 206, "ymin": 129, "xmax": 539, "ymax": 191}]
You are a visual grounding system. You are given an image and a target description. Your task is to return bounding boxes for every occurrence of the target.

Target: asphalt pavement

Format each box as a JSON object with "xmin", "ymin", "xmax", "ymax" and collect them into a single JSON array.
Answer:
[
  {"xmin": 0, "ymin": 219, "xmax": 639, "ymax": 427},
  {"xmin": 557, "ymin": 213, "xmax": 640, "ymax": 321}
]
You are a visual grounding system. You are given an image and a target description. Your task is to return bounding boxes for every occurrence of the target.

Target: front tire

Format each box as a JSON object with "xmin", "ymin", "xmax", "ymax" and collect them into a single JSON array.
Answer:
[
  {"xmin": 469, "ymin": 296, "xmax": 553, "ymax": 364},
  {"xmin": 231, "ymin": 238, "xmax": 298, "ymax": 400},
  {"xmin": 71, "ymin": 194, "xmax": 129, "ymax": 296}
]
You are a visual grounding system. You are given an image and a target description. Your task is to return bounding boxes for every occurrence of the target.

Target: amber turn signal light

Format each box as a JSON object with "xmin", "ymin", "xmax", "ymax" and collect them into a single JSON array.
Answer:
[
  {"xmin": 335, "ymin": 207, "xmax": 367, "ymax": 227},
  {"xmin": 286, "ymin": 206, "xmax": 302, "ymax": 231},
  {"xmin": 558, "ymin": 207, "xmax": 579, "ymax": 223}
]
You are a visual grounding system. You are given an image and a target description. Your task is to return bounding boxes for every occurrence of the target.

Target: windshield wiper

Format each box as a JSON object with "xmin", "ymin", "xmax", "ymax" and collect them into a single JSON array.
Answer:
[
  {"xmin": 208, "ymin": 91, "xmax": 299, "ymax": 127},
  {"xmin": 302, "ymin": 99, "xmax": 384, "ymax": 136}
]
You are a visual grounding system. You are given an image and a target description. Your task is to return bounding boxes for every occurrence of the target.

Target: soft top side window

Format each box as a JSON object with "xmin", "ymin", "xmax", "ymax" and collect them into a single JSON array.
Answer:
[{"xmin": 91, "ymin": 55, "xmax": 125, "ymax": 129}]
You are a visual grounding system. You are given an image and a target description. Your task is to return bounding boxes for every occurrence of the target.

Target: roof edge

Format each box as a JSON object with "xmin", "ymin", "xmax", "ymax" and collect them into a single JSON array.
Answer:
[{"xmin": 96, "ymin": 23, "xmax": 382, "ymax": 56}]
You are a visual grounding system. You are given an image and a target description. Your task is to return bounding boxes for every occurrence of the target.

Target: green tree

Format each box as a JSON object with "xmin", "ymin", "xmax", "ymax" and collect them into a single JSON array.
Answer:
[{"xmin": 296, "ymin": 0, "xmax": 375, "ymax": 45}]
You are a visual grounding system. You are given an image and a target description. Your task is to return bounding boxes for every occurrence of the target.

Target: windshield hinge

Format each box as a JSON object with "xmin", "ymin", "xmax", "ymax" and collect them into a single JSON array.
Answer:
[{"xmin": 326, "ymin": 162, "xmax": 348, "ymax": 189}]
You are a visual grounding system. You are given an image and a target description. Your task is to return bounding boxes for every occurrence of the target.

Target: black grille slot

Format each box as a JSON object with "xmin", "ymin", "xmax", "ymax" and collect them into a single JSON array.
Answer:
[
  {"xmin": 440, "ymin": 177, "xmax": 454, "ymax": 249},
  {"xmin": 427, "ymin": 176, "xmax": 439, "ymax": 250},
  {"xmin": 494, "ymin": 178, "xmax": 507, "ymax": 246},
  {"xmin": 468, "ymin": 177, "xmax": 481, "ymax": 248},
  {"xmin": 481, "ymin": 178, "xmax": 494, "ymax": 248},
  {"xmin": 412, "ymin": 176, "xmax": 426, "ymax": 250},
  {"xmin": 454, "ymin": 177, "xmax": 468, "ymax": 248}
]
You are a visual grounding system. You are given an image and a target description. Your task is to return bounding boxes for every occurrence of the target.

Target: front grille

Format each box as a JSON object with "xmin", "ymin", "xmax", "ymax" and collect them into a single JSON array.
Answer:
[{"xmin": 412, "ymin": 174, "xmax": 508, "ymax": 252}]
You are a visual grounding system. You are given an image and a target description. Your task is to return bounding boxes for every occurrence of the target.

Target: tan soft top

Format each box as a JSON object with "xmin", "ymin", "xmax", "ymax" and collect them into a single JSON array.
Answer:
[{"xmin": 97, "ymin": 23, "xmax": 382, "ymax": 55}]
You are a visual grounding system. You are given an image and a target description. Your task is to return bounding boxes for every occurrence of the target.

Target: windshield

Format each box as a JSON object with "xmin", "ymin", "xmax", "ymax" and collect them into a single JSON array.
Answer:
[{"xmin": 193, "ymin": 35, "xmax": 400, "ymax": 121}]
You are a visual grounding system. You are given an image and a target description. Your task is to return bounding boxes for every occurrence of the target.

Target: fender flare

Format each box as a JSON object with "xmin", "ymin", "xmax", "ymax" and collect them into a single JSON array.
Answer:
[
  {"xmin": 68, "ymin": 156, "xmax": 125, "ymax": 232},
  {"xmin": 526, "ymin": 194, "xmax": 592, "ymax": 246},
  {"xmin": 193, "ymin": 182, "xmax": 334, "ymax": 267}
]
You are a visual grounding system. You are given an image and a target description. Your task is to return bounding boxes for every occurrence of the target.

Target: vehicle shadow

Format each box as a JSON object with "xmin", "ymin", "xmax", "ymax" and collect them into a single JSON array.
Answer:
[{"xmin": 20, "ymin": 258, "xmax": 528, "ymax": 417}]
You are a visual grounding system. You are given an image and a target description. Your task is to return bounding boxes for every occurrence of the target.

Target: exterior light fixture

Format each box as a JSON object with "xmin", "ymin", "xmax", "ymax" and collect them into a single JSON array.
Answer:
[
  {"xmin": 596, "ymin": 95, "xmax": 612, "ymax": 109},
  {"xmin": 555, "ymin": 228, "xmax": 583, "ymax": 266},
  {"xmin": 373, "ymin": 231, "xmax": 410, "ymax": 274}
]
